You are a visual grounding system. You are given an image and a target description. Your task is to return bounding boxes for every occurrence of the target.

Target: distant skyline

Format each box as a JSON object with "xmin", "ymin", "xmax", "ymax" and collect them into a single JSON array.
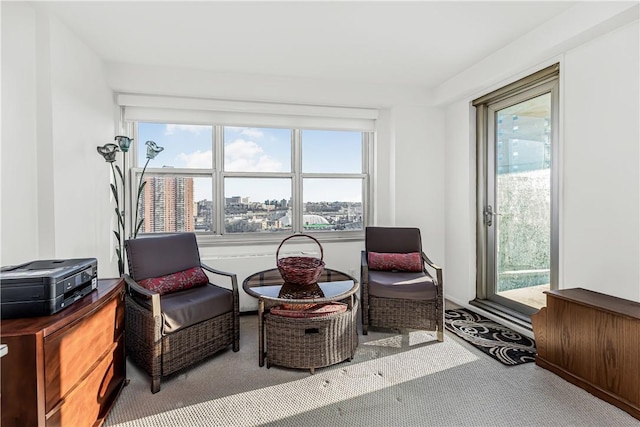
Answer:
[{"xmin": 136, "ymin": 123, "xmax": 363, "ymax": 202}]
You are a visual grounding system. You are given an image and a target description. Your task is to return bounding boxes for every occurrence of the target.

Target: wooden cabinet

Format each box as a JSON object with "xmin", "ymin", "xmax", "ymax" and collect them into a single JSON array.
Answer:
[
  {"xmin": 1, "ymin": 278, "xmax": 126, "ymax": 427},
  {"xmin": 531, "ymin": 288, "xmax": 640, "ymax": 420}
]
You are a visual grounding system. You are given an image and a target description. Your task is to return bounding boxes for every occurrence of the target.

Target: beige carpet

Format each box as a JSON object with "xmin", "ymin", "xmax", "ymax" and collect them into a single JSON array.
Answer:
[{"xmin": 105, "ymin": 314, "xmax": 637, "ymax": 427}]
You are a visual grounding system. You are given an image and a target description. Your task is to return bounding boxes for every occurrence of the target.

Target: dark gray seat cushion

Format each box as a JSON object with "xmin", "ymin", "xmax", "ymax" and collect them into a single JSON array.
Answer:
[
  {"xmin": 138, "ymin": 284, "xmax": 233, "ymax": 334},
  {"xmin": 368, "ymin": 270, "xmax": 437, "ymax": 300}
]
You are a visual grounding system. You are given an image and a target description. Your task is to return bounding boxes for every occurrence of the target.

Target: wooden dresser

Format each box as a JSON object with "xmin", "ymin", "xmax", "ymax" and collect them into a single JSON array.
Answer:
[
  {"xmin": 1, "ymin": 278, "xmax": 126, "ymax": 427},
  {"xmin": 531, "ymin": 288, "xmax": 640, "ymax": 420}
]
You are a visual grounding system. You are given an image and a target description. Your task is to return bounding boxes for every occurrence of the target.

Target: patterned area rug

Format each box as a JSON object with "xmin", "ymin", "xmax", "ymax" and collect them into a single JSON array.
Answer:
[{"xmin": 444, "ymin": 308, "xmax": 536, "ymax": 366}]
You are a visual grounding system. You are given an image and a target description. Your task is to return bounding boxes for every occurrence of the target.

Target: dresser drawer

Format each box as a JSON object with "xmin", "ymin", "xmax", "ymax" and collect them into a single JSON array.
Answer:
[
  {"xmin": 46, "ymin": 337, "xmax": 125, "ymax": 427},
  {"xmin": 44, "ymin": 291, "xmax": 124, "ymax": 412}
]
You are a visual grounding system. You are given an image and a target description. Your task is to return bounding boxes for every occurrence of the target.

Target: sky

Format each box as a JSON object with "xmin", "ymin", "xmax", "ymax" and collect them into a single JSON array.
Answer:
[{"xmin": 136, "ymin": 123, "xmax": 364, "ymax": 203}]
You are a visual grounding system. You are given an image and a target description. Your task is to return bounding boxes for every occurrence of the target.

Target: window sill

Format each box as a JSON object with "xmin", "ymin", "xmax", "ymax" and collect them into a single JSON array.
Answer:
[{"xmin": 194, "ymin": 230, "xmax": 365, "ymax": 247}]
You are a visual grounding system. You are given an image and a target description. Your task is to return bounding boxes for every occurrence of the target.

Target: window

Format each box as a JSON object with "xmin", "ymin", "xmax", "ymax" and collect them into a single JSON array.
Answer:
[
  {"xmin": 132, "ymin": 123, "xmax": 371, "ymax": 240},
  {"xmin": 301, "ymin": 130, "xmax": 364, "ymax": 232}
]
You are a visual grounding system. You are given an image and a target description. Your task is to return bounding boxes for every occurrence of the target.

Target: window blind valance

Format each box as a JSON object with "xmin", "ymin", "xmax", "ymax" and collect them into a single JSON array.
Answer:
[{"xmin": 117, "ymin": 94, "xmax": 378, "ymax": 131}]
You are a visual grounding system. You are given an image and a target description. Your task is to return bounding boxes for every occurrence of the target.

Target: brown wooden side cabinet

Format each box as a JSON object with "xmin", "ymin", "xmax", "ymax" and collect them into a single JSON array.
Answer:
[
  {"xmin": 1, "ymin": 278, "xmax": 126, "ymax": 427},
  {"xmin": 531, "ymin": 288, "xmax": 640, "ymax": 420}
]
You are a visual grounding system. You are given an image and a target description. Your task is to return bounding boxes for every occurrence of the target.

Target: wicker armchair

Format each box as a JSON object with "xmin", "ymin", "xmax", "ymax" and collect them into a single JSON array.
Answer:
[
  {"xmin": 361, "ymin": 227, "xmax": 443, "ymax": 341},
  {"xmin": 124, "ymin": 233, "xmax": 239, "ymax": 393}
]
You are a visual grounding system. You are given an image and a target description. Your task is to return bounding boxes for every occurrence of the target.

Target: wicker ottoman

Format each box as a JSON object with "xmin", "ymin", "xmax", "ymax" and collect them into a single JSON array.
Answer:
[{"xmin": 265, "ymin": 301, "xmax": 358, "ymax": 373}]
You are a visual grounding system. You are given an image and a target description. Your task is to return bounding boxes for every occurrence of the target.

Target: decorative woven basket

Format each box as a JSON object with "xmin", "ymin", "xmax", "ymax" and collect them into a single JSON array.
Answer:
[{"xmin": 276, "ymin": 234, "xmax": 325, "ymax": 285}]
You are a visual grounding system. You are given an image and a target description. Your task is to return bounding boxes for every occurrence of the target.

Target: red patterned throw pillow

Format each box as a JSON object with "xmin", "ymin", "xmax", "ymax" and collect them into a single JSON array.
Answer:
[
  {"xmin": 270, "ymin": 302, "xmax": 348, "ymax": 318},
  {"xmin": 367, "ymin": 252, "xmax": 423, "ymax": 272},
  {"xmin": 139, "ymin": 266, "xmax": 209, "ymax": 295}
]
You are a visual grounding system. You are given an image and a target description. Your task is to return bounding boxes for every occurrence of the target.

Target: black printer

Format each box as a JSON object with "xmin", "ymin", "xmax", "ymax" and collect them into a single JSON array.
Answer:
[{"xmin": 0, "ymin": 258, "xmax": 97, "ymax": 319}]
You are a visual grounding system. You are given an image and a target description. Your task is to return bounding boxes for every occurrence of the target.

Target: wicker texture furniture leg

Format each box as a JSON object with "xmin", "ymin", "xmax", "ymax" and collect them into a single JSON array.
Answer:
[
  {"xmin": 160, "ymin": 312, "xmax": 235, "ymax": 377},
  {"xmin": 368, "ymin": 297, "xmax": 439, "ymax": 331},
  {"xmin": 125, "ymin": 295, "xmax": 162, "ymax": 391},
  {"xmin": 265, "ymin": 304, "xmax": 356, "ymax": 374}
]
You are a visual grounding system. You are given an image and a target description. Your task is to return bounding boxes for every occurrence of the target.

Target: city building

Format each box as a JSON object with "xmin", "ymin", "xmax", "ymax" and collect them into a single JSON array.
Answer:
[
  {"xmin": 141, "ymin": 177, "xmax": 194, "ymax": 233},
  {"xmin": 195, "ymin": 200, "xmax": 213, "ymax": 232}
]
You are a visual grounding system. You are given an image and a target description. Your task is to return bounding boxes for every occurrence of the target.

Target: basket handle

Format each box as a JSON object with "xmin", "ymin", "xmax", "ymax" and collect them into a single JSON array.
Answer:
[{"xmin": 276, "ymin": 234, "xmax": 324, "ymax": 262}]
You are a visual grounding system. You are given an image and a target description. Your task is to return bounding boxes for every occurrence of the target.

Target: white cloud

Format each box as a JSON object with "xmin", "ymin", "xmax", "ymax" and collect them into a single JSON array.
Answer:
[
  {"xmin": 175, "ymin": 150, "xmax": 213, "ymax": 168},
  {"xmin": 240, "ymin": 128, "xmax": 264, "ymax": 139},
  {"xmin": 225, "ymin": 156, "xmax": 283, "ymax": 172},
  {"xmin": 225, "ymin": 139, "xmax": 263, "ymax": 159},
  {"xmin": 165, "ymin": 124, "xmax": 210, "ymax": 135},
  {"xmin": 224, "ymin": 139, "xmax": 283, "ymax": 172}
]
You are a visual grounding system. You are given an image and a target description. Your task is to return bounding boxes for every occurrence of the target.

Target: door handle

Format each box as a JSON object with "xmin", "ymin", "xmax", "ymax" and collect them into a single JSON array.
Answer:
[{"xmin": 484, "ymin": 205, "xmax": 502, "ymax": 227}]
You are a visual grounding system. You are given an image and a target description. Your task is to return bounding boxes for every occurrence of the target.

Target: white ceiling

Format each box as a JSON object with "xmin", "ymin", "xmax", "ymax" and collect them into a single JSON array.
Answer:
[{"xmin": 36, "ymin": 1, "xmax": 578, "ymax": 90}]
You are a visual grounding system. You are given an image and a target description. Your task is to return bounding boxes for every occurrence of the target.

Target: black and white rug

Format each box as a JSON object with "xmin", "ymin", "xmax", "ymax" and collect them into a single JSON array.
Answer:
[{"xmin": 444, "ymin": 308, "xmax": 536, "ymax": 366}]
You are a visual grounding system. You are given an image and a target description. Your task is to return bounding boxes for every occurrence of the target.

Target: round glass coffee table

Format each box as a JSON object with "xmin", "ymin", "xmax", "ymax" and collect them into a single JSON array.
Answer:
[{"xmin": 243, "ymin": 268, "xmax": 359, "ymax": 372}]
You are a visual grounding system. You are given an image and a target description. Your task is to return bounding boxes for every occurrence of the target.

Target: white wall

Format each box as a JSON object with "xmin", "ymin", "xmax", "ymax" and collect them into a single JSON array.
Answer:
[
  {"xmin": 443, "ymin": 101, "xmax": 476, "ymax": 304},
  {"xmin": 1, "ymin": 3, "xmax": 116, "ymax": 277},
  {"xmin": 393, "ymin": 106, "xmax": 445, "ymax": 266},
  {"xmin": 106, "ymin": 62, "xmax": 430, "ymax": 110},
  {"xmin": 562, "ymin": 21, "xmax": 639, "ymax": 301},
  {"xmin": 47, "ymin": 12, "xmax": 116, "ymax": 275},
  {"xmin": 441, "ymin": 5, "xmax": 640, "ymax": 308},
  {"xmin": 1, "ymin": 3, "xmax": 39, "ymax": 266}
]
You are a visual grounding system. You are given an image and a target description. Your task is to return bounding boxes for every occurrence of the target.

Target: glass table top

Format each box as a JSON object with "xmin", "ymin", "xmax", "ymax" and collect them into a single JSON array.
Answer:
[{"xmin": 243, "ymin": 268, "xmax": 358, "ymax": 303}]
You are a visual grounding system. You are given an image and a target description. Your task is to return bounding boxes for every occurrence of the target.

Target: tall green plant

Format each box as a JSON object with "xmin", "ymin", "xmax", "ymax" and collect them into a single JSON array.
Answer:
[{"xmin": 97, "ymin": 137, "xmax": 163, "ymax": 275}]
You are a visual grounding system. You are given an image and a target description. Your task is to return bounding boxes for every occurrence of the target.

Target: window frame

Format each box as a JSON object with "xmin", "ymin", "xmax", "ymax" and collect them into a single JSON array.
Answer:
[{"xmin": 130, "ymin": 122, "xmax": 372, "ymax": 245}]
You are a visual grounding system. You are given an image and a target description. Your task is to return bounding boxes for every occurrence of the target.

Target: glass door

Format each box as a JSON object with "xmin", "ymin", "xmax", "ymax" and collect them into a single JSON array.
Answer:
[
  {"xmin": 475, "ymin": 65, "xmax": 559, "ymax": 319},
  {"xmin": 487, "ymin": 93, "xmax": 552, "ymax": 314}
]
